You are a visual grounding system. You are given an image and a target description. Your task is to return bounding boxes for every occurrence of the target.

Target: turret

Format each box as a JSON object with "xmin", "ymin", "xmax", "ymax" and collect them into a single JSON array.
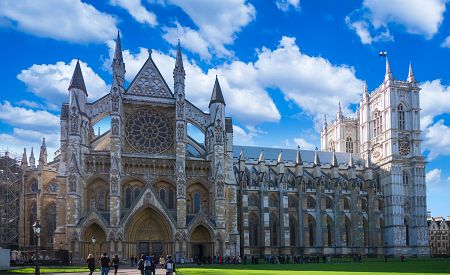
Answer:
[
  {"xmin": 364, "ymin": 150, "xmax": 373, "ymax": 180},
  {"xmin": 336, "ymin": 102, "xmax": 343, "ymax": 121},
  {"xmin": 112, "ymin": 31, "xmax": 125, "ymax": 88},
  {"xmin": 384, "ymin": 58, "xmax": 393, "ymax": 82},
  {"xmin": 238, "ymin": 148, "xmax": 245, "ymax": 172},
  {"xmin": 68, "ymin": 60, "xmax": 88, "ymax": 112},
  {"xmin": 39, "ymin": 137, "xmax": 47, "ymax": 166},
  {"xmin": 29, "ymin": 147, "xmax": 35, "ymax": 168},
  {"xmin": 173, "ymin": 40, "xmax": 186, "ymax": 95},
  {"xmin": 322, "ymin": 115, "xmax": 328, "ymax": 131},
  {"xmin": 407, "ymin": 62, "xmax": 415, "ymax": 83},
  {"xmin": 277, "ymin": 150, "xmax": 284, "ymax": 174},
  {"xmin": 209, "ymin": 76, "xmax": 226, "ymax": 145},
  {"xmin": 347, "ymin": 153, "xmax": 356, "ymax": 179},
  {"xmin": 313, "ymin": 147, "xmax": 321, "ymax": 178},
  {"xmin": 21, "ymin": 148, "xmax": 28, "ymax": 168},
  {"xmin": 258, "ymin": 150, "xmax": 266, "ymax": 173},
  {"xmin": 330, "ymin": 150, "xmax": 339, "ymax": 179},
  {"xmin": 362, "ymin": 82, "xmax": 369, "ymax": 102},
  {"xmin": 294, "ymin": 146, "xmax": 303, "ymax": 177}
]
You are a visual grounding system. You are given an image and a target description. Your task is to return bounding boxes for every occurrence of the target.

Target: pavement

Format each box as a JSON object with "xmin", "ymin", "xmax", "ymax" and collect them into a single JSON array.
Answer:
[{"xmin": 21, "ymin": 268, "xmax": 174, "ymax": 275}]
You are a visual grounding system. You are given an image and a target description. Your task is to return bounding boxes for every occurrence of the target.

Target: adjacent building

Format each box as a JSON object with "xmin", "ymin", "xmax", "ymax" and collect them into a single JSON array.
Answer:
[{"xmin": 428, "ymin": 216, "xmax": 450, "ymax": 256}]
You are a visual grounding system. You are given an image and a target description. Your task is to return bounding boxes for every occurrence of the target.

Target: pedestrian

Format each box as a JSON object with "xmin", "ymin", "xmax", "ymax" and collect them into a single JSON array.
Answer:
[
  {"xmin": 159, "ymin": 255, "xmax": 166, "ymax": 269},
  {"xmin": 100, "ymin": 253, "xmax": 111, "ymax": 275},
  {"xmin": 150, "ymin": 255, "xmax": 156, "ymax": 275},
  {"xmin": 130, "ymin": 255, "xmax": 134, "ymax": 267},
  {"xmin": 112, "ymin": 254, "xmax": 119, "ymax": 275},
  {"xmin": 144, "ymin": 255, "xmax": 152, "ymax": 275},
  {"xmin": 86, "ymin": 254, "xmax": 95, "ymax": 275},
  {"xmin": 137, "ymin": 254, "xmax": 145, "ymax": 275},
  {"xmin": 164, "ymin": 255, "xmax": 175, "ymax": 275}
]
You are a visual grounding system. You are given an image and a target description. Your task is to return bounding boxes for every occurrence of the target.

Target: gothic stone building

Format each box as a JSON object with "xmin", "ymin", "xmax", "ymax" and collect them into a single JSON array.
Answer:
[{"xmin": 18, "ymin": 34, "xmax": 429, "ymax": 262}]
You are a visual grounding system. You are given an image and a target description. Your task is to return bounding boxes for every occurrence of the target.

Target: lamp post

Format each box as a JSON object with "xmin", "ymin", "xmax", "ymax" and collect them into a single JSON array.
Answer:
[
  {"xmin": 92, "ymin": 236, "xmax": 96, "ymax": 257},
  {"xmin": 32, "ymin": 220, "xmax": 41, "ymax": 275}
]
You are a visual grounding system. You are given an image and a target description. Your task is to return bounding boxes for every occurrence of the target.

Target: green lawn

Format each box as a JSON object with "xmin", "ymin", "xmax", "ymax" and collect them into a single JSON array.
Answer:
[{"xmin": 177, "ymin": 259, "xmax": 450, "ymax": 275}]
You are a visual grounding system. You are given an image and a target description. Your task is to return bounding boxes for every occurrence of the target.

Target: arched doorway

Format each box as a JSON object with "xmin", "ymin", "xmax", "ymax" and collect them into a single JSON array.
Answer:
[
  {"xmin": 125, "ymin": 207, "xmax": 173, "ymax": 258},
  {"xmin": 82, "ymin": 223, "xmax": 107, "ymax": 259},
  {"xmin": 189, "ymin": 225, "xmax": 213, "ymax": 261}
]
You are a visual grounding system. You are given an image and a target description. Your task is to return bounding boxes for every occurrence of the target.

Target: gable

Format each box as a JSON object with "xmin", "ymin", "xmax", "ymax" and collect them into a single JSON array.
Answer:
[{"xmin": 126, "ymin": 56, "xmax": 173, "ymax": 98}]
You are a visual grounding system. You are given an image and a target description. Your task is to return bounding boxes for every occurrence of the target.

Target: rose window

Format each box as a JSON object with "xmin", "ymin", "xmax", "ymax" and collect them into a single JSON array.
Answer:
[{"xmin": 125, "ymin": 109, "xmax": 174, "ymax": 154}]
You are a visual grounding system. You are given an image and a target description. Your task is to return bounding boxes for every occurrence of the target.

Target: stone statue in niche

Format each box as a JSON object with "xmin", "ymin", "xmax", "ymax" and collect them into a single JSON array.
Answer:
[
  {"xmin": 177, "ymin": 123, "xmax": 184, "ymax": 140},
  {"xmin": 111, "ymin": 176, "xmax": 119, "ymax": 194},
  {"xmin": 111, "ymin": 87, "xmax": 120, "ymax": 112},
  {"xmin": 111, "ymin": 118, "xmax": 119, "ymax": 136},
  {"xmin": 69, "ymin": 174, "xmax": 77, "ymax": 192},
  {"xmin": 217, "ymin": 182, "xmax": 224, "ymax": 198},
  {"xmin": 215, "ymin": 120, "xmax": 223, "ymax": 143},
  {"xmin": 70, "ymin": 107, "xmax": 78, "ymax": 133}
]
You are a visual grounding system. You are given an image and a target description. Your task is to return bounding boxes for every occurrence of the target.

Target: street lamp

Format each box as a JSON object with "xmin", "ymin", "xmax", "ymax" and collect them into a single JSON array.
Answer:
[
  {"xmin": 32, "ymin": 220, "xmax": 41, "ymax": 275},
  {"xmin": 92, "ymin": 236, "xmax": 96, "ymax": 257}
]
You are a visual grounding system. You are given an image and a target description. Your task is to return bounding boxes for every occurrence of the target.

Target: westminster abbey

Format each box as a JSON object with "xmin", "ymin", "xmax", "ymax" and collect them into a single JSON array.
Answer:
[{"xmin": 18, "ymin": 34, "xmax": 429, "ymax": 263}]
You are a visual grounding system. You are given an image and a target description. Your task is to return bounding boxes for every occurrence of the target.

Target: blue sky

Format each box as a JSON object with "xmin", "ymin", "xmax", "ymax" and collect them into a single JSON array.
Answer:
[{"xmin": 0, "ymin": 0, "xmax": 449, "ymax": 216}]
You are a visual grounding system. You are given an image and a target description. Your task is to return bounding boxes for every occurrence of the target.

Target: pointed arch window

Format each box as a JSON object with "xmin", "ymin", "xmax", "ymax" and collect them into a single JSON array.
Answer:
[
  {"xmin": 270, "ymin": 214, "xmax": 278, "ymax": 246},
  {"xmin": 289, "ymin": 216, "xmax": 297, "ymax": 247},
  {"xmin": 29, "ymin": 202, "xmax": 37, "ymax": 246},
  {"xmin": 398, "ymin": 104, "xmax": 405, "ymax": 130},
  {"xmin": 249, "ymin": 213, "xmax": 259, "ymax": 247},
  {"xmin": 134, "ymin": 187, "xmax": 141, "ymax": 201},
  {"xmin": 405, "ymin": 219, "xmax": 410, "ymax": 246},
  {"xmin": 308, "ymin": 215, "xmax": 315, "ymax": 247},
  {"xmin": 194, "ymin": 192, "xmax": 201, "ymax": 213},
  {"xmin": 403, "ymin": 171, "xmax": 409, "ymax": 185},
  {"xmin": 97, "ymin": 189, "xmax": 106, "ymax": 210},
  {"xmin": 159, "ymin": 189, "xmax": 166, "ymax": 204},
  {"xmin": 373, "ymin": 111, "xmax": 383, "ymax": 137},
  {"xmin": 346, "ymin": 137, "xmax": 354, "ymax": 153},
  {"xmin": 343, "ymin": 217, "xmax": 351, "ymax": 247},
  {"xmin": 45, "ymin": 203, "xmax": 57, "ymax": 245},
  {"xmin": 168, "ymin": 189, "xmax": 174, "ymax": 209},
  {"xmin": 326, "ymin": 216, "xmax": 333, "ymax": 246},
  {"xmin": 125, "ymin": 187, "xmax": 132, "ymax": 208}
]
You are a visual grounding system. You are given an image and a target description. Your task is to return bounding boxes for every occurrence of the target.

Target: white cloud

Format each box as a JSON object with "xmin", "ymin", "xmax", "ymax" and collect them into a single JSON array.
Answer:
[
  {"xmin": 163, "ymin": 23, "xmax": 211, "ymax": 60},
  {"xmin": 0, "ymin": 101, "xmax": 59, "ymax": 132},
  {"xmin": 233, "ymin": 125, "xmax": 255, "ymax": 145},
  {"xmin": 110, "ymin": 0, "xmax": 157, "ymax": 26},
  {"xmin": 426, "ymin": 168, "xmax": 442, "ymax": 185},
  {"xmin": 363, "ymin": 0, "xmax": 447, "ymax": 38},
  {"xmin": 420, "ymin": 79, "xmax": 450, "ymax": 128},
  {"xmin": 423, "ymin": 120, "xmax": 450, "ymax": 160},
  {"xmin": 275, "ymin": 0, "xmax": 301, "ymax": 12},
  {"xmin": 442, "ymin": 35, "xmax": 450, "ymax": 48},
  {"xmin": 293, "ymin": 137, "xmax": 316, "ymax": 150},
  {"xmin": 346, "ymin": 0, "xmax": 447, "ymax": 44},
  {"xmin": 162, "ymin": 0, "xmax": 256, "ymax": 58},
  {"xmin": 17, "ymin": 59, "xmax": 109, "ymax": 107},
  {"xmin": 0, "ymin": 0, "xmax": 117, "ymax": 43}
]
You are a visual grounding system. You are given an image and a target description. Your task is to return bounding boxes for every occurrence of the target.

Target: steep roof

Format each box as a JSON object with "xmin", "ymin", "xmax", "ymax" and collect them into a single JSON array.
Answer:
[
  {"xmin": 209, "ymin": 76, "xmax": 225, "ymax": 107},
  {"xmin": 68, "ymin": 60, "xmax": 87, "ymax": 94}
]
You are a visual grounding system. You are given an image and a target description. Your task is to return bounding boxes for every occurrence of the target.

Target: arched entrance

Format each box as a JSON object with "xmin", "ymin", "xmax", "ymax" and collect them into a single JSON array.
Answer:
[
  {"xmin": 125, "ymin": 207, "xmax": 173, "ymax": 258},
  {"xmin": 82, "ymin": 223, "xmax": 107, "ymax": 259},
  {"xmin": 189, "ymin": 225, "xmax": 213, "ymax": 261}
]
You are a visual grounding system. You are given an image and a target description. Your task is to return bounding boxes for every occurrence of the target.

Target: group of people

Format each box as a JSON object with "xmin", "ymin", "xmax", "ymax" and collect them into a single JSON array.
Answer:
[
  {"xmin": 136, "ymin": 254, "xmax": 175, "ymax": 275},
  {"xmin": 86, "ymin": 253, "xmax": 120, "ymax": 275},
  {"xmin": 86, "ymin": 253, "xmax": 175, "ymax": 275}
]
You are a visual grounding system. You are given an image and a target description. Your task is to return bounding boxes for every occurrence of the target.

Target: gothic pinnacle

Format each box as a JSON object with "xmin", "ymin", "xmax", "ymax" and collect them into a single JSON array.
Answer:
[
  {"xmin": 68, "ymin": 60, "xmax": 87, "ymax": 94},
  {"xmin": 331, "ymin": 150, "xmax": 338, "ymax": 167},
  {"xmin": 295, "ymin": 146, "xmax": 303, "ymax": 166},
  {"xmin": 174, "ymin": 39, "xmax": 185, "ymax": 77},
  {"xmin": 209, "ymin": 76, "xmax": 226, "ymax": 107},
  {"xmin": 258, "ymin": 150, "xmax": 265, "ymax": 163},
  {"xmin": 277, "ymin": 150, "xmax": 284, "ymax": 164},
  {"xmin": 407, "ymin": 61, "xmax": 415, "ymax": 83},
  {"xmin": 385, "ymin": 58, "xmax": 393, "ymax": 81},
  {"xmin": 114, "ymin": 31, "xmax": 123, "ymax": 61},
  {"xmin": 314, "ymin": 147, "xmax": 321, "ymax": 166}
]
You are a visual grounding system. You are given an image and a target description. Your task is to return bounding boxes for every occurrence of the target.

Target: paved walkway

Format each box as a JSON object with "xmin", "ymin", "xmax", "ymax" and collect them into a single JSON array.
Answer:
[{"xmin": 49, "ymin": 268, "xmax": 173, "ymax": 275}]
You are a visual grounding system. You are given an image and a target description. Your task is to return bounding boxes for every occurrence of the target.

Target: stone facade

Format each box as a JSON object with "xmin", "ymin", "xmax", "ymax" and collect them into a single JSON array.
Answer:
[
  {"xmin": 428, "ymin": 216, "xmax": 450, "ymax": 256},
  {"xmin": 18, "ymin": 35, "xmax": 429, "ymax": 261}
]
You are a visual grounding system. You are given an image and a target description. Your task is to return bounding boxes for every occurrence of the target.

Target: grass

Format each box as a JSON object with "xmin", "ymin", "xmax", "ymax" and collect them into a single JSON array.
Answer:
[
  {"xmin": 4, "ymin": 266, "xmax": 98, "ymax": 273},
  {"xmin": 176, "ymin": 258, "xmax": 450, "ymax": 275}
]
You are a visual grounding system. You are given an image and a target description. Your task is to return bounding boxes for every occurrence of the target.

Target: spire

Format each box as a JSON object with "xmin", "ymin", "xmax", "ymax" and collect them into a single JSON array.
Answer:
[
  {"xmin": 68, "ymin": 60, "xmax": 87, "ymax": 94},
  {"xmin": 114, "ymin": 31, "xmax": 123, "ymax": 62},
  {"xmin": 314, "ymin": 147, "xmax": 321, "ymax": 166},
  {"xmin": 337, "ymin": 101, "xmax": 343, "ymax": 119},
  {"xmin": 29, "ymin": 147, "xmax": 35, "ymax": 167},
  {"xmin": 209, "ymin": 76, "xmax": 226, "ymax": 107},
  {"xmin": 277, "ymin": 150, "xmax": 284, "ymax": 164},
  {"xmin": 365, "ymin": 151, "xmax": 372, "ymax": 169},
  {"xmin": 258, "ymin": 150, "xmax": 265, "ymax": 163},
  {"xmin": 295, "ymin": 146, "xmax": 303, "ymax": 166},
  {"xmin": 384, "ymin": 58, "xmax": 393, "ymax": 81},
  {"xmin": 39, "ymin": 137, "xmax": 47, "ymax": 164},
  {"xmin": 239, "ymin": 148, "xmax": 245, "ymax": 161},
  {"xmin": 348, "ymin": 153, "xmax": 355, "ymax": 168},
  {"xmin": 21, "ymin": 148, "xmax": 28, "ymax": 166},
  {"xmin": 323, "ymin": 114, "xmax": 328, "ymax": 130},
  {"xmin": 173, "ymin": 39, "xmax": 185, "ymax": 77},
  {"xmin": 331, "ymin": 150, "xmax": 338, "ymax": 167},
  {"xmin": 407, "ymin": 61, "xmax": 415, "ymax": 83},
  {"xmin": 364, "ymin": 82, "xmax": 368, "ymax": 95}
]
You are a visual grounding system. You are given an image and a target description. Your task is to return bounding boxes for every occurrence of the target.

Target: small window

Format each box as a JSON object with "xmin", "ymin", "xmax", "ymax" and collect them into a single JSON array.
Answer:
[
  {"xmin": 194, "ymin": 192, "xmax": 201, "ymax": 213},
  {"xmin": 346, "ymin": 137, "xmax": 353, "ymax": 153},
  {"xmin": 398, "ymin": 104, "xmax": 406, "ymax": 130},
  {"xmin": 307, "ymin": 196, "xmax": 316, "ymax": 209},
  {"xmin": 125, "ymin": 187, "xmax": 132, "ymax": 208},
  {"xmin": 168, "ymin": 189, "xmax": 174, "ymax": 209},
  {"xmin": 403, "ymin": 171, "xmax": 409, "ymax": 185},
  {"xmin": 159, "ymin": 189, "xmax": 166, "ymax": 204},
  {"xmin": 373, "ymin": 111, "xmax": 382, "ymax": 137}
]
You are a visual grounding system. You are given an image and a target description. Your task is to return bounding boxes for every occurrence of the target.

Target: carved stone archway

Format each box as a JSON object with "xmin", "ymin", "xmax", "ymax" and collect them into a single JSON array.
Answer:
[{"xmin": 81, "ymin": 223, "xmax": 107, "ymax": 259}]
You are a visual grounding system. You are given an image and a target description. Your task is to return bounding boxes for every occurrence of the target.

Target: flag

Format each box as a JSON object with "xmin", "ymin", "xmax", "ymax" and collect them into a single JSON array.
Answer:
[{"xmin": 379, "ymin": 51, "xmax": 387, "ymax": 57}]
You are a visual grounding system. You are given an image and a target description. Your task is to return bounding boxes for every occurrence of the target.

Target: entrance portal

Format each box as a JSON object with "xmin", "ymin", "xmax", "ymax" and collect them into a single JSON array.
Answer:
[
  {"xmin": 125, "ymin": 206, "xmax": 173, "ymax": 258},
  {"xmin": 189, "ymin": 225, "xmax": 213, "ymax": 260}
]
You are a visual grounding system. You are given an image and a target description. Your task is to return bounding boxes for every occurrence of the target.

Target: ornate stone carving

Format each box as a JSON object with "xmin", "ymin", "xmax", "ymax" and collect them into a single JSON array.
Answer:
[
  {"xmin": 111, "ymin": 87, "xmax": 120, "ymax": 113},
  {"xmin": 128, "ymin": 64, "xmax": 172, "ymax": 98},
  {"xmin": 111, "ymin": 176, "xmax": 119, "ymax": 194},
  {"xmin": 69, "ymin": 174, "xmax": 76, "ymax": 192},
  {"xmin": 177, "ymin": 182, "xmax": 185, "ymax": 198},
  {"xmin": 176, "ymin": 123, "xmax": 185, "ymax": 141},
  {"xmin": 111, "ymin": 117, "xmax": 119, "ymax": 136},
  {"xmin": 125, "ymin": 109, "xmax": 174, "ymax": 154},
  {"xmin": 70, "ymin": 106, "xmax": 78, "ymax": 134},
  {"xmin": 215, "ymin": 120, "xmax": 223, "ymax": 143}
]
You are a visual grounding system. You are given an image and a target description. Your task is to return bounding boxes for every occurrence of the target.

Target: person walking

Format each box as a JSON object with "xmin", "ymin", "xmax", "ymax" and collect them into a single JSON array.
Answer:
[
  {"xmin": 143, "ymin": 255, "xmax": 153, "ymax": 275},
  {"xmin": 100, "ymin": 253, "xmax": 111, "ymax": 275},
  {"xmin": 164, "ymin": 255, "xmax": 175, "ymax": 275},
  {"xmin": 86, "ymin": 254, "xmax": 96, "ymax": 275},
  {"xmin": 112, "ymin": 255, "xmax": 120, "ymax": 275},
  {"xmin": 159, "ymin": 255, "xmax": 165, "ymax": 270},
  {"xmin": 137, "ymin": 254, "xmax": 145, "ymax": 275}
]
